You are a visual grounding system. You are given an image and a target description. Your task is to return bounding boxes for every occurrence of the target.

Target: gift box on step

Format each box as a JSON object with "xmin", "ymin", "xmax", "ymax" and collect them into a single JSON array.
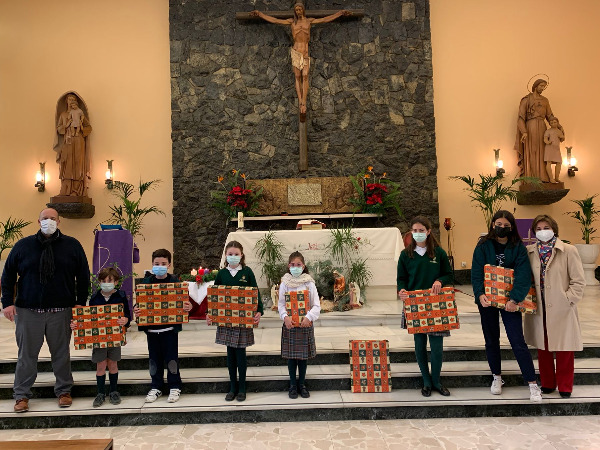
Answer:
[
  {"xmin": 135, "ymin": 283, "xmax": 189, "ymax": 325},
  {"xmin": 72, "ymin": 304, "xmax": 126, "ymax": 350},
  {"xmin": 349, "ymin": 340, "xmax": 392, "ymax": 393},
  {"xmin": 207, "ymin": 285, "xmax": 258, "ymax": 328},
  {"xmin": 484, "ymin": 265, "xmax": 537, "ymax": 314},
  {"xmin": 404, "ymin": 287, "xmax": 459, "ymax": 334},
  {"xmin": 285, "ymin": 290, "xmax": 309, "ymax": 327}
]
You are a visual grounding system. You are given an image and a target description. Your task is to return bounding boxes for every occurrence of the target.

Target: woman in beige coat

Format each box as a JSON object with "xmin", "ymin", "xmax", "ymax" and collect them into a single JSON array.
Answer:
[{"xmin": 524, "ymin": 214, "xmax": 585, "ymax": 398}]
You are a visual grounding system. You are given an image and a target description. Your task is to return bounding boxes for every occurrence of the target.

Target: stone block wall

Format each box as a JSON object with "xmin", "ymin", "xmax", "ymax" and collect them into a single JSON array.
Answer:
[{"xmin": 170, "ymin": 0, "xmax": 438, "ymax": 269}]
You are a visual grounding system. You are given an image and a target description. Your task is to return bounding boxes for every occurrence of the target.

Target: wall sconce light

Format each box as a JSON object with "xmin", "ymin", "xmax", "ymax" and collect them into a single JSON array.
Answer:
[
  {"xmin": 493, "ymin": 149, "xmax": 505, "ymax": 178},
  {"xmin": 566, "ymin": 147, "xmax": 578, "ymax": 177},
  {"xmin": 105, "ymin": 160, "xmax": 114, "ymax": 189},
  {"xmin": 35, "ymin": 162, "xmax": 45, "ymax": 192}
]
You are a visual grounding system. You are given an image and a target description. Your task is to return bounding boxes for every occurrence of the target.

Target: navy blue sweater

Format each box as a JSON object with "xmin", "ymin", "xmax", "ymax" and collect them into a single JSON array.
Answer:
[
  {"xmin": 1, "ymin": 230, "xmax": 90, "ymax": 309},
  {"xmin": 89, "ymin": 289, "xmax": 133, "ymax": 327}
]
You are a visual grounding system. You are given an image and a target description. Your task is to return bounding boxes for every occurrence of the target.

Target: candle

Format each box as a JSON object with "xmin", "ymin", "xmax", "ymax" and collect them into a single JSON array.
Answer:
[
  {"xmin": 238, "ymin": 212, "xmax": 244, "ymax": 229},
  {"xmin": 190, "ymin": 269, "xmax": 197, "ymax": 276}
]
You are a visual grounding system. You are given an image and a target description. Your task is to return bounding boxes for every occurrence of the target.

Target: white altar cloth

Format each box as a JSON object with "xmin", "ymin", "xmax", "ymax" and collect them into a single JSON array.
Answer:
[{"xmin": 222, "ymin": 228, "xmax": 403, "ymax": 290}]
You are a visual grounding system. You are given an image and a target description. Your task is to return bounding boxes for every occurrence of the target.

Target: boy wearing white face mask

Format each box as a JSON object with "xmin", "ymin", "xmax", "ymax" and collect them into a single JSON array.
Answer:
[
  {"xmin": 134, "ymin": 249, "xmax": 192, "ymax": 404},
  {"xmin": 278, "ymin": 251, "xmax": 320, "ymax": 399},
  {"xmin": 71, "ymin": 267, "xmax": 132, "ymax": 407}
]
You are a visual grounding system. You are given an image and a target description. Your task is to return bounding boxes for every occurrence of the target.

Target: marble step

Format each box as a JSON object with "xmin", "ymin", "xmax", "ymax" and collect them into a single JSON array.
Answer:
[
  {"xmin": 0, "ymin": 385, "xmax": 598, "ymax": 429},
  {"xmin": 1, "ymin": 359, "xmax": 598, "ymax": 400}
]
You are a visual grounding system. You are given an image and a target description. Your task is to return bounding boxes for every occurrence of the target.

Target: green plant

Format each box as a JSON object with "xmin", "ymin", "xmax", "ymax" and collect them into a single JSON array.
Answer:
[
  {"xmin": 566, "ymin": 194, "xmax": 600, "ymax": 244},
  {"xmin": 211, "ymin": 169, "xmax": 263, "ymax": 218},
  {"xmin": 255, "ymin": 231, "xmax": 286, "ymax": 291},
  {"xmin": 0, "ymin": 217, "xmax": 31, "ymax": 259},
  {"xmin": 450, "ymin": 174, "xmax": 538, "ymax": 228},
  {"xmin": 308, "ymin": 259, "xmax": 342, "ymax": 300},
  {"xmin": 108, "ymin": 179, "xmax": 164, "ymax": 238},
  {"xmin": 348, "ymin": 259, "xmax": 372, "ymax": 298},
  {"xmin": 349, "ymin": 167, "xmax": 402, "ymax": 216}
]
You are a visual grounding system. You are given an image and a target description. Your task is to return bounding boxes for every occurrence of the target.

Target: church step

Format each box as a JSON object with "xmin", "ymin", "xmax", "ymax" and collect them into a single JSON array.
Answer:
[
  {"xmin": 1, "ymin": 359, "xmax": 598, "ymax": 400},
  {"xmin": 0, "ymin": 386, "xmax": 598, "ymax": 429}
]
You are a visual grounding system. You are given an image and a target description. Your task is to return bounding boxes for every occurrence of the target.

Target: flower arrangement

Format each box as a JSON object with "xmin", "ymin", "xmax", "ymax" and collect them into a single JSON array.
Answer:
[
  {"xmin": 349, "ymin": 167, "xmax": 402, "ymax": 216},
  {"xmin": 180, "ymin": 267, "xmax": 219, "ymax": 284},
  {"xmin": 211, "ymin": 169, "xmax": 263, "ymax": 218}
]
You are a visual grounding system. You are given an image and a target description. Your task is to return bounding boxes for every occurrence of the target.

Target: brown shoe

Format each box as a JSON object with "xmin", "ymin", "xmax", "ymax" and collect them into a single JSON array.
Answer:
[
  {"xmin": 58, "ymin": 393, "xmax": 72, "ymax": 408},
  {"xmin": 14, "ymin": 398, "xmax": 29, "ymax": 413}
]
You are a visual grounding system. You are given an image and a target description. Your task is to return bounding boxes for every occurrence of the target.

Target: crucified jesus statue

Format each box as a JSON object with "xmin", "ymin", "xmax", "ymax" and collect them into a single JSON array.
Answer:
[{"xmin": 250, "ymin": 3, "xmax": 351, "ymax": 120}]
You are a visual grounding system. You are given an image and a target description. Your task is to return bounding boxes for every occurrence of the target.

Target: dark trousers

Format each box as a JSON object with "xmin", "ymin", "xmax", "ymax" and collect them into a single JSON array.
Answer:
[
  {"xmin": 14, "ymin": 307, "xmax": 73, "ymax": 399},
  {"xmin": 146, "ymin": 330, "xmax": 181, "ymax": 390},
  {"xmin": 478, "ymin": 304, "xmax": 536, "ymax": 383}
]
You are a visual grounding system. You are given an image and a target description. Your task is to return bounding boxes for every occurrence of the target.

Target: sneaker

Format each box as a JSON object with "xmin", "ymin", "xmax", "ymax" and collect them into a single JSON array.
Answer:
[
  {"xmin": 93, "ymin": 393, "xmax": 105, "ymax": 408},
  {"xmin": 167, "ymin": 389, "xmax": 181, "ymax": 403},
  {"xmin": 145, "ymin": 389, "xmax": 162, "ymax": 403},
  {"xmin": 491, "ymin": 377, "xmax": 505, "ymax": 395},
  {"xmin": 109, "ymin": 391, "xmax": 121, "ymax": 405},
  {"xmin": 529, "ymin": 384, "xmax": 543, "ymax": 403}
]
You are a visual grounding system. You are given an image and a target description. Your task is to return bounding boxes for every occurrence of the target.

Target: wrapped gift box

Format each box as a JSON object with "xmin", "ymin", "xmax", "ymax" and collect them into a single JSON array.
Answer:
[
  {"xmin": 72, "ymin": 304, "xmax": 126, "ymax": 350},
  {"xmin": 285, "ymin": 289, "xmax": 309, "ymax": 327},
  {"xmin": 135, "ymin": 283, "xmax": 189, "ymax": 325},
  {"xmin": 349, "ymin": 340, "xmax": 392, "ymax": 393},
  {"xmin": 207, "ymin": 285, "xmax": 258, "ymax": 328},
  {"xmin": 484, "ymin": 264, "xmax": 537, "ymax": 314},
  {"xmin": 404, "ymin": 287, "xmax": 460, "ymax": 334}
]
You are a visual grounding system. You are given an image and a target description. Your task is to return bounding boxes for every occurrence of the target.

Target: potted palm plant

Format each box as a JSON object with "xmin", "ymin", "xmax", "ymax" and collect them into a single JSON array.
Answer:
[
  {"xmin": 566, "ymin": 194, "xmax": 600, "ymax": 285},
  {"xmin": 0, "ymin": 217, "xmax": 32, "ymax": 276}
]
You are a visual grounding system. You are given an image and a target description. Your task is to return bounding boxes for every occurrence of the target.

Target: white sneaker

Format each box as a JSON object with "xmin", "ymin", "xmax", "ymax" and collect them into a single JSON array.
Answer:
[
  {"xmin": 145, "ymin": 389, "xmax": 162, "ymax": 403},
  {"xmin": 491, "ymin": 376, "xmax": 505, "ymax": 395},
  {"xmin": 529, "ymin": 384, "xmax": 543, "ymax": 403},
  {"xmin": 167, "ymin": 389, "xmax": 181, "ymax": 403}
]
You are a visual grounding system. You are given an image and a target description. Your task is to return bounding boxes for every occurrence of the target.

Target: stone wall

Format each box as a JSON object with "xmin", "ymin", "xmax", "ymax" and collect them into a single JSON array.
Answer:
[{"xmin": 170, "ymin": 0, "xmax": 439, "ymax": 269}]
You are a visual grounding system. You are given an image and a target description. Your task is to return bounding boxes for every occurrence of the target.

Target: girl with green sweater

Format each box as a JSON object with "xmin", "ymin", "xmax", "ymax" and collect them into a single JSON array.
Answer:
[
  {"xmin": 207, "ymin": 241, "xmax": 263, "ymax": 402},
  {"xmin": 397, "ymin": 216, "xmax": 453, "ymax": 397}
]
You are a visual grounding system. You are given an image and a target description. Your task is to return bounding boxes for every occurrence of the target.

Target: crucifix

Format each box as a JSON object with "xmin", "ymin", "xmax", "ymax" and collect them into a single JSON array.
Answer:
[{"xmin": 236, "ymin": 1, "xmax": 364, "ymax": 171}]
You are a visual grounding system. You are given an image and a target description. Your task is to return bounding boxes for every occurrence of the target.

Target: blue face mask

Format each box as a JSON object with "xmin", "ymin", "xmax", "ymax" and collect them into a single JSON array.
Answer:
[
  {"xmin": 412, "ymin": 232, "xmax": 427, "ymax": 243},
  {"xmin": 227, "ymin": 255, "xmax": 241, "ymax": 266},
  {"xmin": 290, "ymin": 266, "xmax": 304, "ymax": 277},
  {"xmin": 100, "ymin": 282, "xmax": 115, "ymax": 293},
  {"xmin": 152, "ymin": 265, "xmax": 168, "ymax": 277}
]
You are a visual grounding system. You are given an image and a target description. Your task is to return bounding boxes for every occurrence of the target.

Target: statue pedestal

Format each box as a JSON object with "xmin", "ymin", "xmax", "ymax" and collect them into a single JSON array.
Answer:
[
  {"xmin": 47, "ymin": 196, "xmax": 95, "ymax": 219},
  {"xmin": 516, "ymin": 182, "xmax": 569, "ymax": 205}
]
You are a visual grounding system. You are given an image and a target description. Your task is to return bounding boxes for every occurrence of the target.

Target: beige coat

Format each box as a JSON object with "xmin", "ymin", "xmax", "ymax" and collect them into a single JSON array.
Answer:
[{"xmin": 523, "ymin": 239, "xmax": 585, "ymax": 351}]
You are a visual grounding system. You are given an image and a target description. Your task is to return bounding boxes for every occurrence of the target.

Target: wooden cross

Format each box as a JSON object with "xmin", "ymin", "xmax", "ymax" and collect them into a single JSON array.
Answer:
[{"xmin": 236, "ymin": 1, "xmax": 364, "ymax": 171}]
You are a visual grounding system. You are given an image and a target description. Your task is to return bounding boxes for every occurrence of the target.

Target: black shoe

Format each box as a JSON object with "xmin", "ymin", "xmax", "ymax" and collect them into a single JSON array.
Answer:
[
  {"xmin": 225, "ymin": 392, "xmax": 237, "ymax": 402},
  {"xmin": 288, "ymin": 386, "xmax": 298, "ymax": 399},
  {"xmin": 237, "ymin": 393, "xmax": 246, "ymax": 402},
  {"xmin": 541, "ymin": 387, "xmax": 556, "ymax": 394},
  {"xmin": 109, "ymin": 391, "xmax": 121, "ymax": 405},
  {"xmin": 434, "ymin": 385, "xmax": 451, "ymax": 396},
  {"xmin": 559, "ymin": 391, "xmax": 571, "ymax": 398},
  {"xmin": 299, "ymin": 385, "xmax": 310, "ymax": 398},
  {"xmin": 421, "ymin": 386, "xmax": 432, "ymax": 397},
  {"xmin": 92, "ymin": 393, "xmax": 105, "ymax": 408}
]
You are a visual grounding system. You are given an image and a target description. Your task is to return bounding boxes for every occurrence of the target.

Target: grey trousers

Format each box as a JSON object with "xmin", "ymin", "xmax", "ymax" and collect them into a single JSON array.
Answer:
[{"xmin": 14, "ymin": 307, "xmax": 73, "ymax": 399}]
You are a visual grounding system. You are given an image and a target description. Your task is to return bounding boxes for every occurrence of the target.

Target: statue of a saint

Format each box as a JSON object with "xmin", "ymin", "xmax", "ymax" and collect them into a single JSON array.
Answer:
[
  {"xmin": 53, "ymin": 93, "xmax": 92, "ymax": 197},
  {"xmin": 514, "ymin": 79, "xmax": 563, "ymax": 183},
  {"xmin": 251, "ymin": 4, "xmax": 351, "ymax": 118}
]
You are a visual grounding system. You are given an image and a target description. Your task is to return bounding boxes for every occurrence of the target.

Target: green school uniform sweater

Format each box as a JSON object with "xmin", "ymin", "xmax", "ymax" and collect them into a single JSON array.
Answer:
[
  {"xmin": 214, "ymin": 266, "xmax": 264, "ymax": 315},
  {"xmin": 396, "ymin": 246, "xmax": 453, "ymax": 292}
]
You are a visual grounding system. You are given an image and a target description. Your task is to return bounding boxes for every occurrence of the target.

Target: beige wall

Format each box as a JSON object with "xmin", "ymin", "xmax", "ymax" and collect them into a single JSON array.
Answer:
[
  {"xmin": 431, "ymin": 0, "xmax": 600, "ymax": 269},
  {"xmin": 0, "ymin": 0, "xmax": 173, "ymax": 271},
  {"xmin": 2, "ymin": 0, "xmax": 599, "ymax": 274}
]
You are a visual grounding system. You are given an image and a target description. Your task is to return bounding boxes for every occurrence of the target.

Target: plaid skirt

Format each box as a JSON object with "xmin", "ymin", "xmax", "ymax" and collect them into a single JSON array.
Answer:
[
  {"xmin": 215, "ymin": 326, "xmax": 255, "ymax": 348},
  {"xmin": 401, "ymin": 310, "xmax": 450, "ymax": 337},
  {"xmin": 281, "ymin": 325, "xmax": 316, "ymax": 360}
]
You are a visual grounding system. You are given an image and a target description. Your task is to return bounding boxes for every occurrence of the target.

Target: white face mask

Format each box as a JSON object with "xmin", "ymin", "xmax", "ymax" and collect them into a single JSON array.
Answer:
[
  {"xmin": 536, "ymin": 229, "xmax": 555, "ymax": 242},
  {"xmin": 40, "ymin": 219, "xmax": 58, "ymax": 235}
]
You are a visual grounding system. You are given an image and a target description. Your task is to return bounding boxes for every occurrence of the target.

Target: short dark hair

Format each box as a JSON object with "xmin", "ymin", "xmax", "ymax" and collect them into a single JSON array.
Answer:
[
  {"xmin": 152, "ymin": 249, "xmax": 172, "ymax": 264},
  {"xmin": 531, "ymin": 214, "xmax": 559, "ymax": 237},
  {"xmin": 97, "ymin": 267, "xmax": 121, "ymax": 282}
]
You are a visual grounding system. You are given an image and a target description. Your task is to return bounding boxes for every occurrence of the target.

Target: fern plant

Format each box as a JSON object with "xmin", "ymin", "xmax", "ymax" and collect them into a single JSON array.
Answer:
[
  {"xmin": 566, "ymin": 194, "xmax": 600, "ymax": 244},
  {"xmin": 108, "ymin": 179, "xmax": 164, "ymax": 238},
  {"xmin": 0, "ymin": 217, "xmax": 32, "ymax": 259},
  {"xmin": 254, "ymin": 230, "xmax": 286, "ymax": 291},
  {"xmin": 450, "ymin": 174, "xmax": 538, "ymax": 228}
]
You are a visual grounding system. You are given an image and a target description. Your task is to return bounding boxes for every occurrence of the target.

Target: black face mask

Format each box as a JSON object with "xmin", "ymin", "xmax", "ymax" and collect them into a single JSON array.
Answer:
[{"xmin": 494, "ymin": 226, "xmax": 511, "ymax": 238}]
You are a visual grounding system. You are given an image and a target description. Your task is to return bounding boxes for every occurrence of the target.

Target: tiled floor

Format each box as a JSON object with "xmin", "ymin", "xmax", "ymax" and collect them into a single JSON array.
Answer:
[{"xmin": 0, "ymin": 416, "xmax": 599, "ymax": 449}]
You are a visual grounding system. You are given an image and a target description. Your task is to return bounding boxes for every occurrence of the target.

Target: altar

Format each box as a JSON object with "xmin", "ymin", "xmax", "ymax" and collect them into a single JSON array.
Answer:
[{"xmin": 222, "ymin": 227, "xmax": 404, "ymax": 300}]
